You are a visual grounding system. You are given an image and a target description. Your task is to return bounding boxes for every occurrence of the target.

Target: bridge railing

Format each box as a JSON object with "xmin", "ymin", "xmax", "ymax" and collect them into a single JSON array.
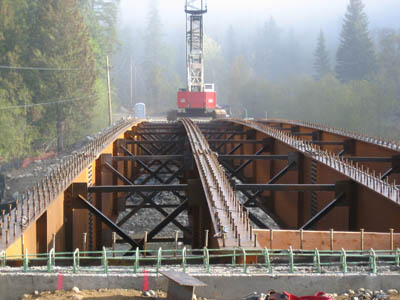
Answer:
[{"xmin": 1, "ymin": 247, "xmax": 399, "ymax": 275}]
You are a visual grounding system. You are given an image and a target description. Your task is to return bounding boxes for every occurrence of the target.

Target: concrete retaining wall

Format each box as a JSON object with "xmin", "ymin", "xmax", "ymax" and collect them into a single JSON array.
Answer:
[{"xmin": 1, "ymin": 272, "xmax": 400, "ymax": 300}]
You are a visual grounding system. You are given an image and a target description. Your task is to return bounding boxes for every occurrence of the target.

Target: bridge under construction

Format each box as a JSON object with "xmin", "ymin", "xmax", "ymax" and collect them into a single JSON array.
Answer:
[
  {"xmin": 1, "ymin": 117, "xmax": 399, "ymax": 255},
  {"xmin": 1, "ymin": 117, "xmax": 400, "ymax": 299}
]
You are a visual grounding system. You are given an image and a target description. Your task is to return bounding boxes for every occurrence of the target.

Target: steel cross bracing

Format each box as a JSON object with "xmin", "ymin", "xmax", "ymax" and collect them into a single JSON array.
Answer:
[
  {"xmin": 181, "ymin": 118, "xmax": 257, "ymax": 248},
  {"xmin": 228, "ymin": 119, "xmax": 400, "ymax": 204},
  {"xmin": 262, "ymin": 119, "xmax": 400, "ymax": 183}
]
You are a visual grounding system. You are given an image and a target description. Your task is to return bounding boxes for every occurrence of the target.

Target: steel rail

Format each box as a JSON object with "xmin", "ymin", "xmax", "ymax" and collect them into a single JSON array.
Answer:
[{"xmin": 181, "ymin": 119, "xmax": 257, "ymax": 248}]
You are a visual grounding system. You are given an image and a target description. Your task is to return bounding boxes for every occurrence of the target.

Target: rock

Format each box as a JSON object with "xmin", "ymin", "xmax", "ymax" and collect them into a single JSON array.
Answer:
[
  {"xmin": 373, "ymin": 293, "xmax": 388, "ymax": 300},
  {"xmin": 34, "ymin": 291, "xmax": 39, "ymax": 296},
  {"xmin": 142, "ymin": 290, "xmax": 157, "ymax": 299},
  {"xmin": 341, "ymin": 293, "xmax": 349, "ymax": 297},
  {"xmin": 12, "ymin": 191, "xmax": 19, "ymax": 200},
  {"xmin": 23, "ymin": 295, "xmax": 30, "ymax": 299},
  {"xmin": 374, "ymin": 291, "xmax": 380, "ymax": 295},
  {"xmin": 348, "ymin": 289, "xmax": 355, "ymax": 295},
  {"xmin": 366, "ymin": 290, "xmax": 373, "ymax": 295},
  {"xmin": 387, "ymin": 289, "xmax": 398, "ymax": 295},
  {"xmin": 72, "ymin": 286, "xmax": 80, "ymax": 293},
  {"xmin": 358, "ymin": 288, "xmax": 365, "ymax": 293}
]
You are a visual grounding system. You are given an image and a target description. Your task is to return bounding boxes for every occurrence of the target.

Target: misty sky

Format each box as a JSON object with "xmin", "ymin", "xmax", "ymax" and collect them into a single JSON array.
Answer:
[{"xmin": 119, "ymin": 0, "xmax": 400, "ymax": 36}]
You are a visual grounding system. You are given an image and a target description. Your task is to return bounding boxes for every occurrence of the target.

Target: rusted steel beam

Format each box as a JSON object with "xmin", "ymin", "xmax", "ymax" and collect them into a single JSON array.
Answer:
[
  {"xmin": 300, "ymin": 193, "xmax": 345, "ymax": 230},
  {"xmin": 312, "ymin": 141, "xmax": 345, "ymax": 145},
  {"xmin": 126, "ymin": 140, "xmax": 177, "ymax": 144},
  {"xmin": 181, "ymin": 118, "xmax": 257, "ymax": 248},
  {"xmin": 219, "ymin": 155, "xmax": 288, "ymax": 160},
  {"xmin": 230, "ymin": 146, "xmax": 267, "ymax": 177},
  {"xmin": 345, "ymin": 157, "xmax": 393, "ymax": 163},
  {"xmin": 208, "ymin": 139, "xmax": 265, "ymax": 144},
  {"xmin": 236, "ymin": 184, "xmax": 336, "ymax": 191},
  {"xmin": 77, "ymin": 195, "xmax": 140, "ymax": 248},
  {"xmin": 135, "ymin": 131, "xmax": 184, "ymax": 135},
  {"xmin": 126, "ymin": 204, "xmax": 181, "ymax": 209},
  {"xmin": 88, "ymin": 185, "xmax": 188, "ymax": 193},
  {"xmin": 113, "ymin": 155, "xmax": 184, "ymax": 161}
]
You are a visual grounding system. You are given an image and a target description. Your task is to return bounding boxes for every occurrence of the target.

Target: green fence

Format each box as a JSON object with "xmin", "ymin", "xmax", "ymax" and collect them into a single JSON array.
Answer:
[{"xmin": 1, "ymin": 247, "xmax": 399, "ymax": 275}]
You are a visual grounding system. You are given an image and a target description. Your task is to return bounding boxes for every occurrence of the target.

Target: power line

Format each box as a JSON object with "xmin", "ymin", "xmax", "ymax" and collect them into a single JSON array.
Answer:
[
  {"xmin": 0, "ymin": 94, "xmax": 99, "ymax": 111},
  {"xmin": 0, "ymin": 65, "xmax": 106, "ymax": 71}
]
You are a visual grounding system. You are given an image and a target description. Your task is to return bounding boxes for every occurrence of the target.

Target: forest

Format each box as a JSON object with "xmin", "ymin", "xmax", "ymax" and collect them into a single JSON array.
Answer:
[
  {"xmin": 114, "ymin": 0, "xmax": 400, "ymax": 140},
  {"xmin": 0, "ymin": 0, "xmax": 120, "ymax": 162},
  {"xmin": 1, "ymin": 0, "xmax": 400, "ymax": 163}
]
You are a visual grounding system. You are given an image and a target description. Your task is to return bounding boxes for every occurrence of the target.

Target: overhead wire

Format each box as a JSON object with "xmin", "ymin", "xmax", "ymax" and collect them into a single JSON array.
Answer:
[
  {"xmin": 0, "ymin": 65, "xmax": 106, "ymax": 71},
  {"xmin": 0, "ymin": 94, "xmax": 99, "ymax": 111}
]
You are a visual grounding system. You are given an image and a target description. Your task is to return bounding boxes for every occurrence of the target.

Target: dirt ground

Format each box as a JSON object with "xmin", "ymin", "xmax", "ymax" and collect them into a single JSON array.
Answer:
[
  {"xmin": 19, "ymin": 288, "xmax": 212, "ymax": 300},
  {"xmin": 17, "ymin": 289, "xmax": 400, "ymax": 300}
]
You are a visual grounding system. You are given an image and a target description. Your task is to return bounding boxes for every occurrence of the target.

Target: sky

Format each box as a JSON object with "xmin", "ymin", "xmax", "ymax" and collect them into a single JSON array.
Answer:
[{"xmin": 119, "ymin": 0, "xmax": 400, "ymax": 34}]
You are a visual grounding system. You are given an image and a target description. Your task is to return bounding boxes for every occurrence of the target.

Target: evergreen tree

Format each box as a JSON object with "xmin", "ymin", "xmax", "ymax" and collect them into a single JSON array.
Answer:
[
  {"xmin": 224, "ymin": 25, "xmax": 237, "ymax": 65},
  {"xmin": 24, "ymin": 0, "xmax": 97, "ymax": 152},
  {"xmin": 254, "ymin": 17, "xmax": 281, "ymax": 78},
  {"xmin": 313, "ymin": 30, "xmax": 331, "ymax": 79},
  {"xmin": 335, "ymin": 0, "xmax": 376, "ymax": 82},
  {"xmin": 142, "ymin": 0, "xmax": 167, "ymax": 113}
]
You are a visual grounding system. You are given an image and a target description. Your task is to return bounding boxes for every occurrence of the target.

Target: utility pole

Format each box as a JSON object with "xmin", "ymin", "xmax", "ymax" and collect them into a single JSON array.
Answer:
[
  {"xmin": 130, "ymin": 56, "xmax": 134, "ymax": 109},
  {"xmin": 106, "ymin": 56, "xmax": 113, "ymax": 126}
]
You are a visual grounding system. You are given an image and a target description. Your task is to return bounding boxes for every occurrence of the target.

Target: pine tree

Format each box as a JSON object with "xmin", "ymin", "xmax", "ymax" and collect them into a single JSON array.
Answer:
[
  {"xmin": 335, "ymin": 0, "xmax": 376, "ymax": 82},
  {"xmin": 143, "ymin": 0, "xmax": 166, "ymax": 112},
  {"xmin": 314, "ymin": 30, "xmax": 331, "ymax": 79},
  {"xmin": 24, "ymin": 0, "xmax": 97, "ymax": 152},
  {"xmin": 224, "ymin": 25, "xmax": 237, "ymax": 65}
]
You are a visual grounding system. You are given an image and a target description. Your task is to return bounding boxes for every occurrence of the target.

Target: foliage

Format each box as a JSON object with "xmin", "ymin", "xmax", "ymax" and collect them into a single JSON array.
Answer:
[{"xmin": 0, "ymin": 0, "xmax": 120, "ymax": 161}]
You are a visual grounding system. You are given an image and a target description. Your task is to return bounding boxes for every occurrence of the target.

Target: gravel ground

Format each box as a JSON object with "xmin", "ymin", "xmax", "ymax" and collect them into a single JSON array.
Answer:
[
  {"xmin": 16, "ymin": 288, "xmax": 400, "ymax": 300},
  {"xmin": 18, "ymin": 288, "xmax": 212, "ymax": 300}
]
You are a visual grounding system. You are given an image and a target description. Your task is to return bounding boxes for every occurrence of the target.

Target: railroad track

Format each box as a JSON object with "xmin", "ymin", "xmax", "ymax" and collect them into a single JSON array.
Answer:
[{"xmin": 181, "ymin": 119, "xmax": 257, "ymax": 248}]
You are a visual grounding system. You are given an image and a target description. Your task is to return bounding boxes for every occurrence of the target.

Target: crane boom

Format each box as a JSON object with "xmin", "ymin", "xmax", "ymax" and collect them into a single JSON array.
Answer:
[{"xmin": 185, "ymin": 0, "xmax": 207, "ymax": 92}]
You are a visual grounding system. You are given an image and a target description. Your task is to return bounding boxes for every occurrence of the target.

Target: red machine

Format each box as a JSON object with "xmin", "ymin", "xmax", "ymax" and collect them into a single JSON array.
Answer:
[{"xmin": 176, "ymin": 0, "xmax": 220, "ymax": 118}]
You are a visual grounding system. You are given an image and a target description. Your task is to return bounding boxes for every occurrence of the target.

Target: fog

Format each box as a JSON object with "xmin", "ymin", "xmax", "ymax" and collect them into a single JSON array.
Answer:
[
  {"xmin": 120, "ymin": 0, "xmax": 400, "ymax": 37},
  {"xmin": 113, "ymin": 0, "xmax": 400, "ymax": 138}
]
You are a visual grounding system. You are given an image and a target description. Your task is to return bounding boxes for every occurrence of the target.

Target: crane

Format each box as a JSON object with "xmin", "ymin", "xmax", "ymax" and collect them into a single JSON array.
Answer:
[{"xmin": 175, "ymin": 0, "xmax": 222, "ymax": 118}]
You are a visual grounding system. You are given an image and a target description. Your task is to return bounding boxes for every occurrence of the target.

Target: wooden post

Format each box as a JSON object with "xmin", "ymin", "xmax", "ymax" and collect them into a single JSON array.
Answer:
[
  {"xmin": 174, "ymin": 231, "xmax": 179, "ymax": 257},
  {"xmin": 83, "ymin": 232, "xmax": 87, "ymax": 253},
  {"xmin": 300, "ymin": 229, "xmax": 303, "ymax": 250},
  {"xmin": 130, "ymin": 56, "xmax": 134, "ymax": 108},
  {"xmin": 112, "ymin": 232, "xmax": 116, "ymax": 257},
  {"xmin": 144, "ymin": 231, "xmax": 148, "ymax": 257},
  {"xmin": 330, "ymin": 229, "xmax": 334, "ymax": 250},
  {"xmin": 360, "ymin": 229, "xmax": 364, "ymax": 250},
  {"xmin": 270, "ymin": 229, "xmax": 273, "ymax": 249},
  {"xmin": 106, "ymin": 56, "xmax": 113, "ymax": 126},
  {"xmin": 204, "ymin": 230, "xmax": 209, "ymax": 248},
  {"xmin": 390, "ymin": 229, "xmax": 394, "ymax": 251},
  {"xmin": 21, "ymin": 234, "xmax": 25, "ymax": 256},
  {"xmin": 52, "ymin": 233, "xmax": 56, "ymax": 251}
]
